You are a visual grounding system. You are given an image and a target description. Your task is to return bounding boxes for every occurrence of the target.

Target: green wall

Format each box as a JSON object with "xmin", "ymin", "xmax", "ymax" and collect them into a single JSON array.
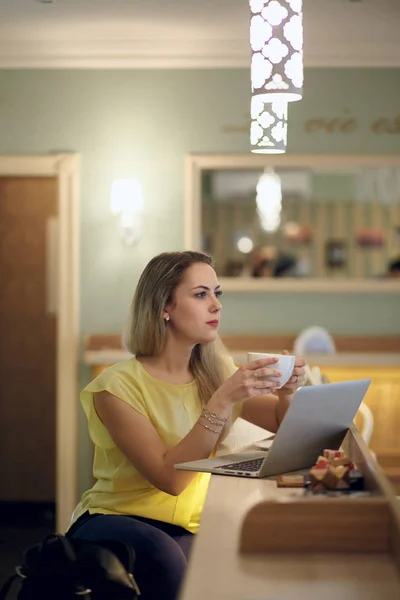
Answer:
[
  {"xmin": 0, "ymin": 68, "xmax": 399, "ymax": 493},
  {"xmin": 0, "ymin": 69, "xmax": 399, "ymax": 337}
]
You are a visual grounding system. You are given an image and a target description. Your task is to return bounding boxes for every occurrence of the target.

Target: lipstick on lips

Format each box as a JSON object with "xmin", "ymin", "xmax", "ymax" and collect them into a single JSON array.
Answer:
[{"xmin": 207, "ymin": 320, "xmax": 219, "ymax": 327}]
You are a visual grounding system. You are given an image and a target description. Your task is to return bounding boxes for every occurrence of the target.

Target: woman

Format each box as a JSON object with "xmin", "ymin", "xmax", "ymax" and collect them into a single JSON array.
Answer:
[{"xmin": 68, "ymin": 250, "xmax": 306, "ymax": 600}]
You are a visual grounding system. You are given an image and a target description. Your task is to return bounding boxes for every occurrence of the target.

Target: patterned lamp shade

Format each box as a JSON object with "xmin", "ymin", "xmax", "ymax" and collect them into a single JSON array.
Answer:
[
  {"xmin": 250, "ymin": 0, "xmax": 303, "ymax": 103},
  {"xmin": 250, "ymin": 97, "xmax": 288, "ymax": 154}
]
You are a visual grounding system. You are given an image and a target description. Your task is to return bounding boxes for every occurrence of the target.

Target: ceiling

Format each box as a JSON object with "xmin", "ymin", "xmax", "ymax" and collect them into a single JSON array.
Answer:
[{"xmin": 0, "ymin": 0, "xmax": 399, "ymax": 68}]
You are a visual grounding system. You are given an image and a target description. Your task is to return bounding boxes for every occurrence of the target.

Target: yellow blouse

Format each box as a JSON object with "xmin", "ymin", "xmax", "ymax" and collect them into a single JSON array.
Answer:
[{"xmin": 72, "ymin": 356, "xmax": 240, "ymax": 533}]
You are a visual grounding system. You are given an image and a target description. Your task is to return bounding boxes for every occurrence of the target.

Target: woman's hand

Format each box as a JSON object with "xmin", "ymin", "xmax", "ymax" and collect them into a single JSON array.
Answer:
[
  {"xmin": 277, "ymin": 349, "xmax": 307, "ymax": 396},
  {"xmin": 212, "ymin": 357, "xmax": 282, "ymax": 406}
]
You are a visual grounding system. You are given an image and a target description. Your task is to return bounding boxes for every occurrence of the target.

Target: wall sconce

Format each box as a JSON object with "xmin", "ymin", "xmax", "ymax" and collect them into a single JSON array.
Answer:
[
  {"xmin": 110, "ymin": 178, "xmax": 143, "ymax": 246},
  {"xmin": 249, "ymin": 0, "xmax": 303, "ymax": 103},
  {"xmin": 251, "ymin": 97, "xmax": 288, "ymax": 153}
]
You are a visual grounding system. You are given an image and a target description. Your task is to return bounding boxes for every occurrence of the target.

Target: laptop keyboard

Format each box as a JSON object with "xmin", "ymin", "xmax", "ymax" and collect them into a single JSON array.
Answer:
[{"xmin": 214, "ymin": 458, "xmax": 264, "ymax": 472}]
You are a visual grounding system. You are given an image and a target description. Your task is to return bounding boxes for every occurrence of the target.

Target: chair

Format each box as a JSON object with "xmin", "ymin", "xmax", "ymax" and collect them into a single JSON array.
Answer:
[
  {"xmin": 303, "ymin": 364, "xmax": 327, "ymax": 386},
  {"xmin": 357, "ymin": 402, "xmax": 374, "ymax": 447},
  {"xmin": 293, "ymin": 326, "xmax": 336, "ymax": 356}
]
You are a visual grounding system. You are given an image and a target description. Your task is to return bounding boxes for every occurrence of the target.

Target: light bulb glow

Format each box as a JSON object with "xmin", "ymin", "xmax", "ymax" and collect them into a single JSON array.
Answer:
[
  {"xmin": 110, "ymin": 178, "xmax": 143, "ymax": 246},
  {"xmin": 237, "ymin": 237, "xmax": 254, "ymax": 254},
  {"xmin": 256, "ymin": 169, "xmax": 282, "ymax": 232}
]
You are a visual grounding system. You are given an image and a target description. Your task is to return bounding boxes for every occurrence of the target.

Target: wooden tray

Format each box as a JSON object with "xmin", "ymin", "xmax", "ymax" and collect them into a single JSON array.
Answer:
[{"xmin": 239, "ymin": 426, "xmax": 400, "ymax": 573}]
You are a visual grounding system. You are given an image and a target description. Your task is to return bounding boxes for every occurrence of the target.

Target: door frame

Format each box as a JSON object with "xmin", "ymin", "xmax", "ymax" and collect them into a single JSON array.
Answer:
[{"xmin": 0, "ymin": 154, "xmax": 80, "ymax": 532}]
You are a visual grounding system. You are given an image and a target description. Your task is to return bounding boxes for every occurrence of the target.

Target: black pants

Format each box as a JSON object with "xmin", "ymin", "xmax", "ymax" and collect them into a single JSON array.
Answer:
[{"xmin": 67, "ymin": 512, "xmax": 194, "ymax": 600}]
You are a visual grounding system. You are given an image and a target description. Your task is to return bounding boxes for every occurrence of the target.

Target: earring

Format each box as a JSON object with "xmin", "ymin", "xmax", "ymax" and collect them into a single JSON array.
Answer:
[{"xmin": 164, "ymin": 315, "xmax": 170, "ymax": 322}]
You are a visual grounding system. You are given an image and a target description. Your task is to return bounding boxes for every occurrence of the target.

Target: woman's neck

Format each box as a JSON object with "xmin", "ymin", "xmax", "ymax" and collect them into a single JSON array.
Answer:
[{"xmin": 138, "ymin": 338, "xmax": 195, "ymax": 384}]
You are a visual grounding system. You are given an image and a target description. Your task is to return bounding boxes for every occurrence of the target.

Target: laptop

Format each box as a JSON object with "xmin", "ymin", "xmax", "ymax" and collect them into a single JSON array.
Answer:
[{"xmin": 174, "ymin": 379, "xmax": 371, "ymax": 478}]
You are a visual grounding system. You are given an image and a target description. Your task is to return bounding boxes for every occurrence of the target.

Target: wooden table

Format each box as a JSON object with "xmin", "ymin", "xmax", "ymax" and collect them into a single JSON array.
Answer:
[{"xmin": 180, "ymin": 429, "xmax": 400, "ymax": 600}]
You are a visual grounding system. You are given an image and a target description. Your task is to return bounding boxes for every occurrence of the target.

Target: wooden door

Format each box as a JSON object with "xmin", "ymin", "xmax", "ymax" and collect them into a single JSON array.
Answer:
[{"xmin": 0, "ymin": 177, "xmax": 57, "ymax": 502}]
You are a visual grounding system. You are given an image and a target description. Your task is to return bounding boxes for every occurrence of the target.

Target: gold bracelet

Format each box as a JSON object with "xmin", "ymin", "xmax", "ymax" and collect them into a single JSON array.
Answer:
[
  {"xmin": 197, "ymin": 420, "xmax": 221, "ymax": 435},
  {"xmin": 202, "ymin": 408, "xmax": 228, "ymax": 423}
]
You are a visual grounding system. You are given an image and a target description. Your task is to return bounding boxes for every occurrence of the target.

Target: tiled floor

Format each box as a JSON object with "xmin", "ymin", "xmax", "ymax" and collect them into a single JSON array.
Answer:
[{"xmin": 0, "ymin": 503, "xmax": 55, "ymax": 599}]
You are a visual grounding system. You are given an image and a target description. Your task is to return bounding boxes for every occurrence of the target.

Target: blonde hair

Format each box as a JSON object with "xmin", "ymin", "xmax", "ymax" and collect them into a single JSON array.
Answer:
[{"xmin": 126, "ymin": 251, "xmax": 228, "ymax": 408}]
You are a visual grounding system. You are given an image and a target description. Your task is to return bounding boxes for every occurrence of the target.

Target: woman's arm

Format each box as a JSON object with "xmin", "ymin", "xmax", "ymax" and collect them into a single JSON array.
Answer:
[
  {"xmin": 240, "ymin": 390, "xmax": 293, "ymax": 432},
  {"xmin": 240, "ymin": 392, "xmax": 281, "ymax": 433},
  {"xmin": 94, "ymin": 390, "xmax": 232, "ymax": 496},
  {"xmin": 94, "ymin": 356, "xmax": 281, "ymax": 496}
]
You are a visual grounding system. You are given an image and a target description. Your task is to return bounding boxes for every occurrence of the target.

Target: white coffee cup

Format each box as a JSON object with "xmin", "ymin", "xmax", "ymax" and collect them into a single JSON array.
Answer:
[{"xmin": 247, "ymin": 352, "xmax": 296, "ymax": 390}]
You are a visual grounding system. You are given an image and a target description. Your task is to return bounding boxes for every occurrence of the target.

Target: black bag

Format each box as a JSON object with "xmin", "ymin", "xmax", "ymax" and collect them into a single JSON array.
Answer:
[{"xmin": 0, "ymin": 534, "xmax": 140, "ymax": 600}]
